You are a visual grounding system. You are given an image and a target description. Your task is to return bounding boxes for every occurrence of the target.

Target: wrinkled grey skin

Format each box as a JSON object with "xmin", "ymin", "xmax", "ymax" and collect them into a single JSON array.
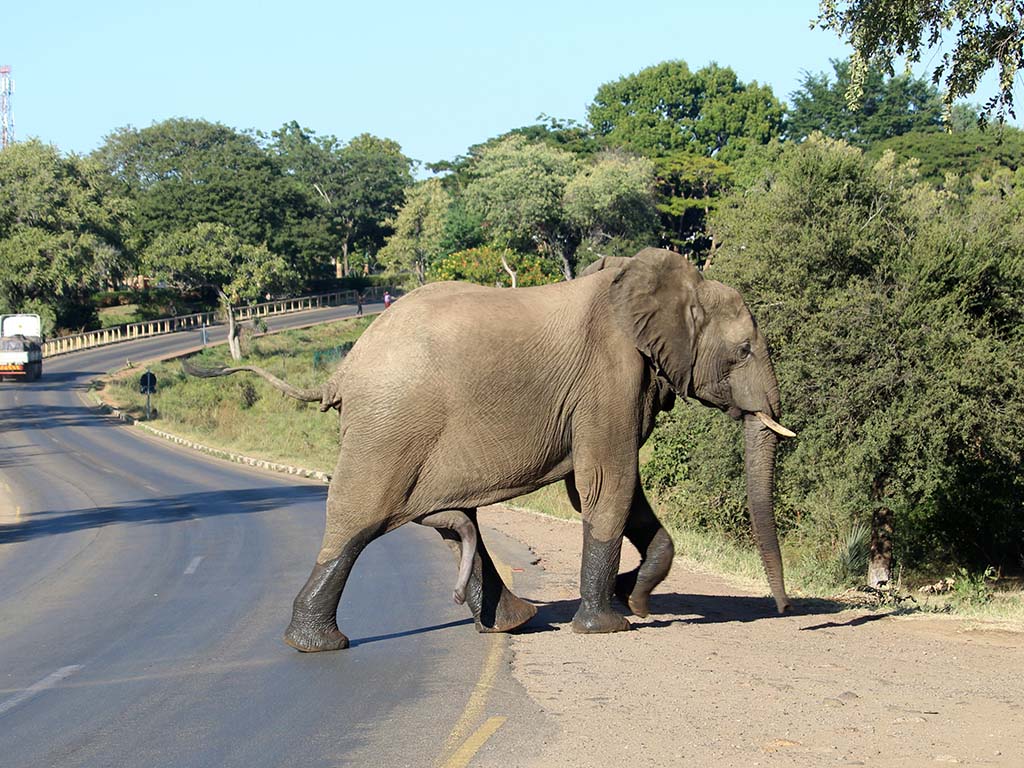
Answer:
[
  {"xmin": 185, "ymin": 248, "xmax": 794, "ymax": 651},
  {"xmin": 415, "ymin": 510, "xmax": 476, "ymax": 604}
]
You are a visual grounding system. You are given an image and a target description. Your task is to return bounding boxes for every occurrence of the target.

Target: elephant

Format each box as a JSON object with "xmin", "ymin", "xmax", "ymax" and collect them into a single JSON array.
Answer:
[{"xmin": 184, "ymin": 247, "xmax": 795, "ymax": 652}]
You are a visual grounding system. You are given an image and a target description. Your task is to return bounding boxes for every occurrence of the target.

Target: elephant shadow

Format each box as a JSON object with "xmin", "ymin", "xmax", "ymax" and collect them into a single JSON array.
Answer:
[{"xmin": 519, "ymin": 591, "xmax": 852, "ymax": 633}]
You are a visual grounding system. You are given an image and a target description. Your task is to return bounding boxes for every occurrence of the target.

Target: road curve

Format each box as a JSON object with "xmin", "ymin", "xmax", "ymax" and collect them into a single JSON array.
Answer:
[{"xmin": 0, "ymin": 303, "xmax": 542, "ymax": 767}]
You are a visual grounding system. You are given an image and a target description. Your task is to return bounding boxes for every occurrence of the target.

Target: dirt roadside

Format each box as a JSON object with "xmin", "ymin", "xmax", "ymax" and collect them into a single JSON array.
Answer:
[{"xmin": 475, "ymin": 506, "xmax": 1024, "ymax": 768}]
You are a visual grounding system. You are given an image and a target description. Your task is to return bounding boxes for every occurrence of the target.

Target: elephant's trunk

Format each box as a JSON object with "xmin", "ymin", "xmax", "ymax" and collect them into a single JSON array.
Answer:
[{"xmin": 744, "ymin": 413, "xmax": 791, "ymax": 613}]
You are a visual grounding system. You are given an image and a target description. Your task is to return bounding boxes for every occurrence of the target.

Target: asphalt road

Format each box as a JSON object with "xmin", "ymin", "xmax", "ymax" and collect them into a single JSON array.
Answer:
[{"xmin": 0, "ymin": 303, "xmax": 544, "ymax": 768}]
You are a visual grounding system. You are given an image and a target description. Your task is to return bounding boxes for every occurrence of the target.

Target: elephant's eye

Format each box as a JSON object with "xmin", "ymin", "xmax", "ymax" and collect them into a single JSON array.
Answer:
[{"xmin": 738, "ymin": 341, "xmax": 752, "ymax": 360}]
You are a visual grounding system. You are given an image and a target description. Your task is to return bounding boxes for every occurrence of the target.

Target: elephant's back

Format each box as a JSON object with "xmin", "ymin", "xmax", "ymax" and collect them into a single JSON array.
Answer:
[{"xmin": 339, "ymin": 277, "xmax": 600, "ymax": 397}]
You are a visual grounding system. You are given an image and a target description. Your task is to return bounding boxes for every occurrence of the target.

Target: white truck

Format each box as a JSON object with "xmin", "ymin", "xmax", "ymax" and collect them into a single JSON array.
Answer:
[{"xmin": 0, "ymin": 314, "xmax": 43, "ymax": 380}]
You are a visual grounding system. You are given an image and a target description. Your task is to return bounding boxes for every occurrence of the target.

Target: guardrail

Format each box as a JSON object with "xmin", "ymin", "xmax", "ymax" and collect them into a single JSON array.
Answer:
[{"xmin": 42, "ymin": 286, "xmax": 386, "ymax": 358}]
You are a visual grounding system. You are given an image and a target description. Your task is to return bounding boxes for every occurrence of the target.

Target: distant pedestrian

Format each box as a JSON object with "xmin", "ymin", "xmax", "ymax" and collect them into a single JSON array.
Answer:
[
  {"xmin": 383, "ymin": 291, "xmax": 392, "ymax": 309},
  {"xmin": 356, "ymin": 292, "xmax": 364, "ymax": 316}
]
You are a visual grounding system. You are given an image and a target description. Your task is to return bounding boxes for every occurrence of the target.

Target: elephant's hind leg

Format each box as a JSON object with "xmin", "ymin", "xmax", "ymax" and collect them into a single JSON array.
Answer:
[{"xmin": 284, "ymin": 520, "xmax": 381, "ymax": 652}]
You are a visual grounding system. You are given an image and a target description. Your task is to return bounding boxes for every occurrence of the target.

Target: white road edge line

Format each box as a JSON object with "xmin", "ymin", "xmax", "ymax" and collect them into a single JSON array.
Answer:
[
  {"xmin": 0, "ymin": 665, "xmax": 83, "ymax": 717},
  {"xmin": 184, "ymin": 556, "xmax": 204, "ymax": 575}
]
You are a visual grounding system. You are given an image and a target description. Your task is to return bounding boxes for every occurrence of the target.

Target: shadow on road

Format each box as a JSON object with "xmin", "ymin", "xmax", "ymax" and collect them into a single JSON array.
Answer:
[
  {"xmin": 0, "ymin": 399, "xmax": 120, "ymax": 434},
  {"xmin": 520, "ymin": 590, "xmax": 853, "ymax": 632},
  {"xmin": 0, "ymin": 485, "xmax": 326, "ymax": 544},
  {"xmin": 350, "ymin": 617, "xmax": 476, "ymax": 647}
]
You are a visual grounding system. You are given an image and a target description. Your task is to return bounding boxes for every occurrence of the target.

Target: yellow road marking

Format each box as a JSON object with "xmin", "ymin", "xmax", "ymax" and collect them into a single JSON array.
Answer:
[
  {"xmin": 438, "ymin": 547, "xmax": 515, "ymax": 766},
  {"xmin": 442, "ymin": 634, "xmax": 505, "ymax": 758},
  {"xmin": 442, "ymin": 717, "xmax": 507, "ymax": 768}
]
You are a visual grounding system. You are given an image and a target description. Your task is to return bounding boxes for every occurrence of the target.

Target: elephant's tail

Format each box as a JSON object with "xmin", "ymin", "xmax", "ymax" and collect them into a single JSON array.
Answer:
[{"xmin": 181, "ymin": 358, "xmax": 332, "ymax": 409}]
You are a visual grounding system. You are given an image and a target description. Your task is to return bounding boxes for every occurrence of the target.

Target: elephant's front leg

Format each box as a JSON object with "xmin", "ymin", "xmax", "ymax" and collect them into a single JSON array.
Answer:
[
  {"xmin": 615, "ymin": 485, "xmax": 675, "ymax": 618},
  {"xmin": 571, "ymin": 467, "xmax": 633, "ymax": 634},
  {"xmin": 434, "ymin": 509, "xmax": 537, "ymax": 633}
]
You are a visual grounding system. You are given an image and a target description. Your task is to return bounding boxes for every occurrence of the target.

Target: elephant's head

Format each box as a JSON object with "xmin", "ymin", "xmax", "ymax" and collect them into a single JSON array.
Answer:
[{"xmin": 588, "ymin": 248, "xmax": 794, "ymax": 613}]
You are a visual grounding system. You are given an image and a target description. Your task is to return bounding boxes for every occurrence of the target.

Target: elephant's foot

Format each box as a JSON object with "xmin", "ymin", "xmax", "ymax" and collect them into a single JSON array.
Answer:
[
  {"xmin": 614, "ymin": 569, "xmax": 640, "ymax": 609},
  {"xmin": 615, "ymin": 569, "xmax": 652, "ymax": 617},
  {"xmin": 627, "ymin": 592, "xmax": 650, "ymax": 619},
  {"xmin": 571, "ymin": 604, "xmax": 631, "ymax": 634},
  {"xmin": 617, "ymin": 528, "xmax": 675, "ymax": 618},
  {"xmin": 283, "ymin": 619, "xmax": 350, "ymax": 652},
  {"xmin": 476, "ymin": 591, "xmax": 537, "ymax": 633}
]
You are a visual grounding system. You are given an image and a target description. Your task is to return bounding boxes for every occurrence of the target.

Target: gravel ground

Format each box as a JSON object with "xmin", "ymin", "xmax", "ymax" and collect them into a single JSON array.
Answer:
[{"xmin": 475, "ymin": 505, "xmax": 1024, "ymax": 768}]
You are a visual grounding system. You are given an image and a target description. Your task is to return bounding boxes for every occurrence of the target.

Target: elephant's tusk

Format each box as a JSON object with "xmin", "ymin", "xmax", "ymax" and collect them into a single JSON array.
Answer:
[{"xmin": 755, "ymin": 411, "xmax": 797, "ymax": 438}]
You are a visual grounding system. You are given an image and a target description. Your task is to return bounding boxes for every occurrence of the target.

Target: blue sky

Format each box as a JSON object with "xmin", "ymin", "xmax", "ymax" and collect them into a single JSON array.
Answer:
[{"xmin": 0, "ymin": 2, "xmax": 1002, "ymax": 167}]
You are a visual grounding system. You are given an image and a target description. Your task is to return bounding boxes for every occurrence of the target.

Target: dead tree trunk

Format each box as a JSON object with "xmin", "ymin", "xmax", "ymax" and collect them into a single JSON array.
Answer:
[
  {"xmin": 867, "ymin": 502, "xmax": 894, "ymax": 587},
  {"xmin": 500, "ymin": 253, "xmax": 518, "ymax": 288},
  {"xmin": 220, "ymin": 292, "xmax": 242, "ymax": 361}
]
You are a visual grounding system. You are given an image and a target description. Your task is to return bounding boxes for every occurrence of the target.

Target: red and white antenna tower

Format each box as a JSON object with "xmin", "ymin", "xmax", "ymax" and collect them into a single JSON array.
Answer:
[{"xmin": 0, "ymin": 65, "xmax": 13, "ymax": 150}]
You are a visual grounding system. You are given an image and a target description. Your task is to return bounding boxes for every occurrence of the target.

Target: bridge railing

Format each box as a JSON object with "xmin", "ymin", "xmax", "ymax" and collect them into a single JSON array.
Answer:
[{"xmin": 42, "ymin": 286, "xmax": 385, "ymax": 358}]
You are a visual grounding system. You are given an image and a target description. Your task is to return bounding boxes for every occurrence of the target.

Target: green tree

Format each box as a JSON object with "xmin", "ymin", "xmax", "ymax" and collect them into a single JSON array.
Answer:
[
  {"xmin": 378, "ymin": 178, "xmax": 451, "ymax": 285},
  {"xmin": 0, "ymin": 139, "xmax": 131, "ymax": 330},
  {"xmin": 437, "ymin": 197, "xmax": 486, "ymax": 257},
  {"xmin": 587, "ymin": 61, "xmax": 785, "ymax": 160},
  {"xmin": 652, "ymin": 152, "xmax": 733, "ymax": 259},
  {"xmin": 817, "ymin": 0, "xmax": 1024, "ymax": 124},
  {"xmin": 142, "ymin": 223, "xmax": 293, "ymax": 359},
  {"xmin": 563, "ymin": 151, "xmax": 659, "ymax": 267},
  {"xmin": 646, "ymin": 135, "xmax": 1024, "ymax": 585},
  {"xmin": 94, "ymin": 119, "xmax": 303, "ymax": 261},
  {"xmin": 269, "ymin": 128, "xmax": 413, "ymax": 278},
  {"xmin": 866, "ymin": 125, "xmax": 1024, "ymax": 184},
  {"xmin": 788, "ymin": 59, "xmax": 946, "ymax": 146},
  {"xmin": 426, "ymin": 116, "xmax": 598, "ymax": 181},
  {"xmin": 261, "ymin": 121, "xmax": 348, "ymax": 282},
  {"xmin": 464, "ymin": 135, "xmax": 581, "ymax": 279},
  {"xmin": 465, "ymin": 137, "xmax": 662, "ymax": 279}
]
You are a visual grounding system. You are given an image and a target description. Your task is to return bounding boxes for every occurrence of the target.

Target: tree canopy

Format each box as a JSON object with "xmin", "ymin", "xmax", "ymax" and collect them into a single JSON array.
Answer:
[
  {"xmin": 0, "ymin": 139, "xmax": 130, "ymax": 330},
  {"xmin": 817, "ymin": 0, "xmax": 1024, "ymax": 124},
  {"xmin": 95, "ymin": 119, "xmax": 300, "ymax": 255},
  {"xmin": 645, "ymin": 136, "xmax": 1024, "ymax": 582},
  {"xmin": 142, "ymin": 222, "xmax": 294, "ymax": 359},
  {"xmin": 378, "ymin": 178, "xmax": 451, "ymax": 285},
  {"xmin": 464, "ymin": 135, "xmax": 581, "ymax": 279},
  {"xmin": 867, "ymin": 124, "xmax": 1024, "ymax": 183},
  {"xmin": 587, "ymin": 60, "xmax": 785, "ymax": 161},
  {"xmin": 788, "ymin": 59, "xmax": 946, "ymax": 146},
  {"xmin": 266, "ymin": 123, "xmax": 414, "ymax": 278}
]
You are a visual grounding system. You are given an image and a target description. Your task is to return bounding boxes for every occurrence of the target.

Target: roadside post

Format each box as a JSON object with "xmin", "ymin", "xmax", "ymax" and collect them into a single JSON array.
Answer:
[
  {"xmin": 139, "ymin": 370, "xmax": 158, "ymax": 420},
  {"xmin": 201, "ymin": 322, "xmax": 208, "ymax": 346}
]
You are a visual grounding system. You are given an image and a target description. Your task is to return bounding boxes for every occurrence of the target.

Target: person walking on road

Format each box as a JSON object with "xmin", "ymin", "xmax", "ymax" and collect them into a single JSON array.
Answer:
[
  {"xmin": 383, "ymin": 291, "xmax": 392, "ymax": 309},
  {"xmin": 356, "ymin": 292, "xmax": 364, "ymax": 316}
]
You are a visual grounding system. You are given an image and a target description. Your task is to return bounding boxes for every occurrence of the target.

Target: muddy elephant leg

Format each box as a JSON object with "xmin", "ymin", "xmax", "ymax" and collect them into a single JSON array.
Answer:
[
  {"xmin": 283, "ymin": 519, "xmax": 382, "ymax": 652},
  {"xmin": 434, "ymin": 509, "xmax": 536, "ymax": 633},
  {"xmin": 570, "ymin": 468, "xmax": 633, "ymax": 634},
  {"xmin": 614, "ymin": 485, "xmax": 675, "ymax": 618}
]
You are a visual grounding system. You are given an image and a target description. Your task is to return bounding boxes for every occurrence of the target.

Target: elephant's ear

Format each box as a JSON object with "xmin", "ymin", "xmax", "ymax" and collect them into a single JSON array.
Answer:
[
  {"xmin": 579, "ymin": 255, "xmax": 634, "ymax": 278},
  {"xmin": 609, "ymin": 248, "xmax": 703, "ymax": 395}
]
